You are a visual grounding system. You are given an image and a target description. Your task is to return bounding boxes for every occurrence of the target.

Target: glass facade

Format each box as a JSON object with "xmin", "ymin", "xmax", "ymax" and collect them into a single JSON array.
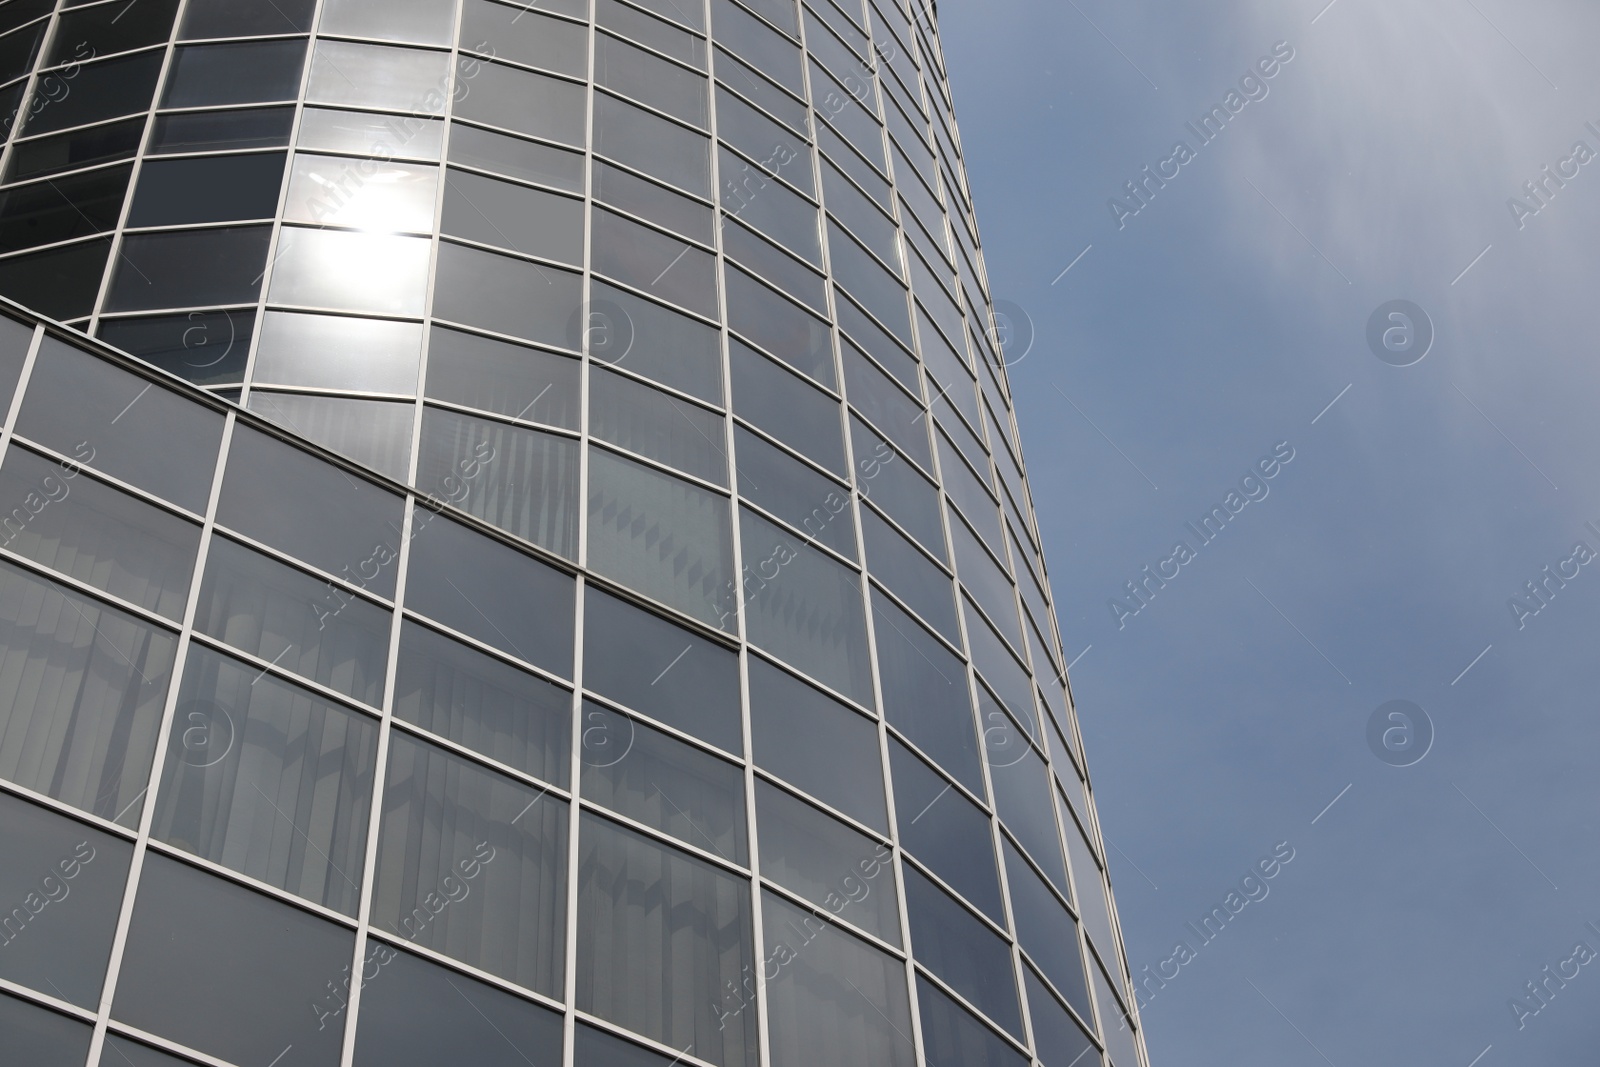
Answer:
[{"xmin": 0, "ymin": 1, "xmax": 1149, "ymax": 1066}]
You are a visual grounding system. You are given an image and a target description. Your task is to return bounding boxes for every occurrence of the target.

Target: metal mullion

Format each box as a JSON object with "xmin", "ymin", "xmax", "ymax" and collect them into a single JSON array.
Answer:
[
  {"xmin": 0, "ymin": 777, "xmax": 139, "ymax": 842},
  {"xmin": 757, "ymin": 874, "xmax": 905, "ymax": 960},
  {"xmin": 102, "ymin": 1022, "xmax": 255, "ymax": 1067},
  {"xmin": 748, "ymin": 765, "xmax": 887, "ymax": 844},
  {"xmin": 573, "ymin": 1009, "xmax": 729, "ymax": 1067},
  {"xmin": 0, "ymin": 974, "xmax": 97, "ymax": 1021},
  {"xmin": 400, "ymin": 607, "xmax": 576, "ymax": 688},
  {"xmin": 575, "ymin": 797, "xmax": 748, "ymax": 877},
  {"xmin": 84, "ymin": 405, "xmax": 235, "ymax": 1067},
  {"xmin": 387, "ymin": 715, "xmax": 575, "ymax": 803},
  {"xmin": 242, "ymin": 381, "xmax": 420, "ymax": 403},
  {"xmin": 0, "ymin": 543, "xmax": 185, "ymax": 630},
  {"xmin": 436, "ymin": 229, "xmax": 587, "ymax": 271},
  {"xmin": 140, "ymin": 836, "xmax": 364, "ymax": 927},
  {"xmin": 180, "ymin": 632, "xmax": 384, "ymax": 718},
  {"xmin": 911, "ymin": 961, "xmax": 1035, "ymax": 1059},
  {"xmin": 589, "ymin": 435, "xmax": 732, "ymax": 498},
  {"xmin": 0, "ymin": 322, "xmax": 43, "ymax": 460},
  {"xmin": 734, "ymin": 494, "xmax": 857, "ymax": 572},
  {"xmin": 205, "ymin": 524, "xmax": 398, "ymax": 608}
]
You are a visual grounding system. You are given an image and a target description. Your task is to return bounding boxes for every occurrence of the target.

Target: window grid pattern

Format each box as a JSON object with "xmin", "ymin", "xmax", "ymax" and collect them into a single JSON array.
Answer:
[{"xmin": 0, "ymin": 0, "xmax": 1148, "ymax": 1064}]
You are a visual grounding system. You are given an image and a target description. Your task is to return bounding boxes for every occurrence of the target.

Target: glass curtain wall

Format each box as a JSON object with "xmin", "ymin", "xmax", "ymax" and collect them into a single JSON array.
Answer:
[{"xmin": 0, "ymin": 0, "xmax": 1150, "ymax": 1065}]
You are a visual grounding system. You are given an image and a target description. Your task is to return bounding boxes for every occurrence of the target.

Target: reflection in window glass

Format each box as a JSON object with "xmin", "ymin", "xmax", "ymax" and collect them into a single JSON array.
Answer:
[
  {"xmin": 589, "ymin": 366, "xmax": 726, "ymax": 486},
  {"xmin": 16, "ymin": 337, "xmax": 224, "ymax": 513},
  {"xmin": 580, "ymin": 701, "xmax": 746, "ymax": 862},
  {"xmin": 1094, "ymin": 961, "xmax": 1140, "ymax": 1067},
  {"xmin": 729, "ymin": 340, "xmax": 844, "ymax": 475},
  {"xmin": 0, "ymin": 315, "xmax": 29, "ymax": 403},
  {"xmin": 593, "ymin": 91, "xmax": 710, "ymax": 196},
  {"xmin": 965, "ymin": 600, "xmax": 1034, "ymax": 733},
  {"xmin": 103, "ymin": 1034, "xmax": 213, "ymax": 1067},
  {"xmin": 1004, "ymin": 839, "xmax": 1090, "ymax": 1019},
  {"xmin": 320, "ymin": 0, "xmax": 457, "ymax": 46},
  {"xmin": 306, "ymin": 40, "xmax": 451, "ymax": 113},
  {"xmin": 709, "ymin": 0, "xmax": 801, "ymax": 93},
  {"xmin": 904, "ymin": 866, "xmax": 1020, "ymax": 1036},
  {"xmin": 0, "ymin": 790, "xmax": 132, "ymax": 1007},
  {"xmin": 247, "ymin": 391, "xmax": 415, "ymax": 482},
  {"xmin": 147, "ymin": 107, "xmax": 295, "ymax": 154},
  {"xmin": 23, "ymin": 51, "xmax": 163, "ymax": 135},
  {"xmin": 129, "ymin": 152, "xmax": 286, "ymax": 226},
  {"xmin": 453, "ymin": 60, "xmax": 587, "ymax": 146},
  {"xmin": 748, "ymin": 655, "xmax": 884, "ymax": 828},
  {"xmin": 589, "ymin": 280, "xmax": 722, "ymax": 403},
  {"xmin": 267, "ymin": 227, "xmax": 431, "ymax": 315},
  {"xmin": 115, "ymin": 854, "xmax": 353, "ymax": 1067},
  {"xmin": 861, "ymin": 504, "xmax": 956, "ymax": 641},
  {"xmin": 352, "ymin": 946, "xmax": 565, "ymax": 1067},
  {"xmin": 106, "ymin": 225, "xmax": 272, "ymax": 313},
  {"xmin": 587, "ymin": 445, "xmax": 733, "ymax": 630},
  {"xmin": 851, "ymin": 417, "xmax": 942, "ymax": 554},
  {"xmin": 252, "ymin": 312, "xmax": 423, "ymax": 395},
  {"xmin": 217, "ymin": 424, "xmax": 405, "ymax": 598},
  {"xmin": 739, "ymin": 507, "xmax": 872, "ymax": 703},
  {"xmin": 829, "ymin": 221, "xmax": 911, "ymax": 343},
  {"xmin": 1065, "ymin": 809, "xmax": 1119, "ymax": 980},
  {"xmin": 442, "ymin": 168, "xmax": 583, "ymax": 264},
  {"xmin": 433, "ymin": 240, "xmax": 584, "ymax": 348},
  {"xmin": 0, "ymin": 991, "xmax": 91, "ymax": 1067},
  {"xmin": 714, "ymin": 89, "xmax": 812, "ymax": 196},
  {"xmin": 0, "ymin": 238, "xmax": 111, "ymax": 320},
  {"xmin": 416, "ymin": 406, "xmax": 580, "ymax": 559},
  {"xmin": 0, "ymin": 445, "xmax": 199, "ymax": 619},
  {"xmin": 1023, "ymin": 964, "xmax": 1096, "ymax": 1067},
  {"xmin": 425, "ymin": 325, "xmax": 580, "ymax": 430},
  {"xmin": 374, "ymin": 732, "xmax": 569, "ymax": 995},
  {"xmin": 724, "ymin": 266, "xmax": 834, "ymax": 385},
  {"xmin": 986, "ymin": 712, "xmax": 1065, "ymax": 892},
  {"xmin": 153, "ymin": 645, "xmax": 378, "ymax": 914},
  {"xmin": 460, "ymin": 0, "xmax": 588, "ymax": 77},
  {"xmin": 394, "ymin": 620, "xmax": 572, "ymax": 787},
  {"xmin": 596, "ymin": 31, "xmax": 706, "ymax": 128},
  {"xmin": 594, "ymin": 159, "xmax": 714, "ymax": 245},
  {"xmin": 732, "ymin": 426, "xmax": 855, "ymax": 558},
  {"xmin": 577, "ymin": 812, "xmax": 757, "ymax": 1067},
  {"xmin": 180, "ymin": 0, "xmax": 315, "ymax": 38},
  {"xmin": 404, "ymin": 513, "xmax": 575, "ymax": 676},
  {"xmin": 719, "ymin": 146, "xmax": 818, "ymax": 262},
  {"xmin": 299, "ymin": 108, "xmax": 443, "ymax": 161},
  {"xmin": 836, "ymin": 290, "xmax": 917, "ymax": 390},
  {"xmin": 841, "ymin": 338, "xmax": 926, "ymax": 466},
  {"xmin": 591, "ymin": 206, "xmax": 718, "ymax": 319},
  {"xmin": 916, "ymin": 975, "xmax": 1029, "ymax": 1067},
  {"xmin": 283, "ymin": 154, "xmax": 438, "ymax": 232},
  {"xmin": 722, "ymin": 217, "xmax": 825, "ymax": 313},
  {"xmin": 823, "ymin": 157, "xmax": 899, "ymax": 268},
  {"xmin": 161, "ymin": 39, "xmax": 307, "ymax": 109},
  {"xmin": 582, "ymin": 585, "xmax": 741, "ymax": 753},
  {"xmin": 194, "ymin": 535, "xmax": 391, "ymax": 706},
  {"xmin": 762, "ymin": 890, "xmax": 914, "ymax": 1067},
  {"xmin": 888, "ymin": 737, "xmax": 1001, "ymax": 918},
  {"xmin": 449, "ymin": 121, "xmax": 583, "ymax": 190},
  {"xmin": 754, "ymin": 781, "xmax": 896, "ymax": 942},
  {"xmin": 575, "ymin": 1022, "xmax": 692, "ymax": 1066},
  {"xmin": 597, "ymin": 0, "xmax": 704, "ymax": 66}
]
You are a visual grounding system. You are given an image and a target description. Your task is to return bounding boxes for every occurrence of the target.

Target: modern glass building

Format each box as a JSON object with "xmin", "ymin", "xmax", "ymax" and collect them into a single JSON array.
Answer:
[{"xmin": 0, "ymin": 1, "xmax": 1150, "ymax": 1065}]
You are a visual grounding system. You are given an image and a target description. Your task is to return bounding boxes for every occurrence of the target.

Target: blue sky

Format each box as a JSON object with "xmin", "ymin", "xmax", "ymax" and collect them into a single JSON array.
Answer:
[{"xmin": 941, "ymin": 0, "xmax": 1600, "ymax": 1063}]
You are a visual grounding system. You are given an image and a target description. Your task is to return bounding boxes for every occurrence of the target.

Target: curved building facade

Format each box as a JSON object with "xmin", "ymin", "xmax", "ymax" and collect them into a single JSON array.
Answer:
[{"xmin": 0, "ymin": 1, "xmax": 1151, "ymax": 1066}]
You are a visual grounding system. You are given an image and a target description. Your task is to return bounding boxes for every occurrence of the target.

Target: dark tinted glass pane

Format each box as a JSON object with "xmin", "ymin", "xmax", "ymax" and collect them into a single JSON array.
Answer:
[
  {"xmin": 861, "ymin": 504, "xmax": 955, "ymax": 641},
  {"xmin": 1024, "ymin": 965, "xmax": 1096, "ymax": 1067},
  {"xmin": 836, "ymin": 289, "xmax": 916, "ymax": 389},
  {"xmin": 1064, "ymin": 810, "xmax": 1118, "ymax": 972},
  {"xmin": 0, "ymin": 992, "xmax": 90, "ymax": 1066},
  {"xmin": 195, "ymin": 536, "xmax": 391, "ymax": 706},
  {"xmin": 448, "ymin": 122, "xmax": 583, "ymax": 191},
  {"xmin": 394, "ymin": 620, "xmax": 572, "ymax": 788},
  {"xmin": 0, "ymin": 0, "xmax": 51, "ymax": 35},
  {"xmin": 246, "ymin": 391, "xmax": 414, "ymax": 482},
  {"xmin": 586, "ymin": 446, "xmax": 733, "ymax": 630},
  {"xmin": 719, "ymin": 147, "xmax": 818, "ymax": 262},
  {"xmin": 596, "ymin": 31, "xmax": 706, "ymax": 127},
  {"xmin": 589, "ymin": 366, "xmax": 726, "ymax": 486},
  {"xmin": 0, "ymin": 561, "xmax": 176, "ymax": 824},
  {"xmin": 161, "ymin": 40, "xmax": 307, "ymax": 108},
  {"xmin": 47, "ymin": 0, "xmax": 179, "ymax": 65},
  {"xmin": 575, "ymin": 1023, "xmax": 689, "ymax": 1067},
  {"xmin": 1004, "ymin": 840, "xmax": 1090, "ymax": 1019},
  {"xmin": 724, "ymin": 267, "xmax": 833, "ymax": 385},
  {"xmin": 729, "ymin": 340, "xmax": 844, "ymax": 475},
  {"xmin": 23, "ymin": 51, "xmax": 163, "ymax": 135},
  {"xmin": 0, "ymin": 445, "xmax": 200, "ymax": 619},
  {"xmin": 582, "ymin": 585, "xmax": 740, "ymax": 752},
  {"xmin": 0, "ymin": 791, "xmax": 131, "ymax": 1007},
  {"xmin": 888, "ymin": 738, "xmax": 1001, "ymax": 919},
  {"xmin": 219, "ymin": 424, "xmax": 404, "ymax": 598},
  {"xmin": 754, "ymin": 781, "xmax": 896, "ymax": 941},
  {"xmin": 841, "ymin": 338, "xmax": 926, "ymax": 464},
  {"xmin": 733, "ymin": 426, "xmax": 855, "ymax": 558},
  {"xmin": 740, "ymin": 507, "xmax": 872, "ymax": 703},
  {"xmin": 105, "ymin": 225, "xmax": 271, "ymax": 312},
  {"xmin": 405, "ymin": 513, "xmax": 576, "ymax": 676},
  {"xmin": 714, "ymin": 89, "xmax": 811, "ymax": 195},
  {"xmin": 460, "ymin": 0, "xmax": 587, "ymax": 77},
  {"xmin": 453, "ymin": 60, "xmax": 586, "ymax": 146},
  {"xmin": 97, "ymin": 308, "xmax": 254, "ymax": 386},
  {"xmin": 748, "ymin": 655, "xmax": 884, "ymax": 829},
  {"xmin": 986, "ymin": 708, "xmax": 1065, "ymax": 886},
  {"xmin": 577, "ymin": 812, "xmax": 757, "ymax": 1067},
  {"xmin": 851, "ymin": 417, "xmax": 941, "ymax": 553},
  {"xmin": 416, "ymin": 406, "xmax": 581, "ymax": 559},
  {"xmin": 593, "ymin": 90, "xmax": 710, "ymax": 196},
  {"xmin": 352, "ymin": 946, "xmax": 565, "ymax": 1067},
  {"xmin": 0, "ymin": 18, "xmax": 43, "ymax": 83},
  {"xmin": 128, "ymin": 152, "xmax": 285, "ymax": 226},
  {"xmin": 374, "ymin": 732, "xmax": 569, "ymax": 994},
  {"xmin": 709, "ymin": 0, "xmax": 800, "ymax": 92},
  {"xmin": 904, "ymin": 866, "xmax": 1020, "ymax": 1036},
  {"xmin": 591, "ymin": 206, "xmax": 717, "ymax": 319},
  {"xmin": 589, "ymin": 280, "xmax": 721, "ymax": 403},
  {"xmin": 115, "ymin": 854, "xmax": 353, "ymax": 1067},
  {"xmin": 581, "ymin": 700, "xmax": 744, "ymax": 862},
  {"xmin": 442, "ymin": 168, "xmax": 583, "ymax": 265},
  {"xmin": 0, "ymin": 237, "xmax": 109, "ymax": 319},
  {"xmin": 153, "ymin": 645, "xmax": 378, "ymax": 913},
  {"xmin": 916, "ymin": 975, "xmax": 1029, "ymax": 1067},
  {"xmin": 0, "ymin": 164, "xmax": 130, "ymax": 253},
  {"xmin": 762, "ymin": 890, "xmax": 914, "ymax": 1067},
  {"xmin": 433, "ymin": 241, "xmax": 584, "ymax": 349},
  {"xmin": 722, "ymin": 217, "xmax": 823, "ymax": 312},
  {"xmin": 17, "ymin": 337, "xmax": 223, "ymax": 511},
  {"xmin": 425, "ymin": 326, "xmax": 580, "ymax": 429},
  {"xmin": 0, "ymin": 314, "xmax": 27, "ymax": 402},
  {"xmin": 180, "ymin": 0, "xmax": 315, "ymax": 36},
  {"xmin": 5, "ymin": 117, "xmax": 144, "ymax": 181},
  {"xmin": 102, "ymin": 1035, "xmax": 209, "ymax": 1067},
  {"xmin": 1095, "ymin": 962, "xmax": 1140, "ymax": 1067},
  {"xmin": 593, "ymin": 159, "xmax": 713, "ymax": 245}
]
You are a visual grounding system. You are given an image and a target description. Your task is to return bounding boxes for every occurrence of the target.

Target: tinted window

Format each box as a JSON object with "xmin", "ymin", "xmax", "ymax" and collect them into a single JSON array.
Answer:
[
  {"xmin": 246, "ymin": 391, "xmax": 414, "ymax": 482},
  {"xmin": 283, "ymin": 154, "xmax": 437, "ymax": 232},
  {"xmin": 424, "ymin": 325, "xmax": 581, "ymax": 430},
  {"xmin": 0, "ymin": 238, "xmax": 110, "ymax": 320},
  {"xmin": 320, "ymin": 0, "xmax": 457, "ymax": 46},
  {"xmin": 591, "ymin": 206, "xmax": 718, "ymax": 318},
  {"xmin": 754, "ymin": 781, "xmax": 896, "ymax": 941},
  {"xmin": 23, "ymin": 51, "xmax": 163, "ymax": 135},
  {"xmin": 916, "ymin": 975, "xmax": 1029, "ymax": 1067},
  {"xmin": 449, "ymin": 122, "xmax": 583, "ymax": 190},
  {"xmin": 724, "ymin": 266, "xmax": 834, "ymax": 385},
  {"xmin": 593, "ymin": 91, "xmax": 710, "ymax": 196},
  {"xmin": 162, "ymin": 39, "xmax": 307, "ymax": 107},
  {"xmin": 588, "ymin": 366, "xmax": 727, "ymax": 486},
  {"xmin": 729, "ymin": 340, "xmax": 845, "ymax": 475},
  {"xmin": 105, "ymin": 225, "xmax": 272, "ymax": 313},
  {"xmin": 180, "ymin": 0, "xmax": 315, "ymax": 36},
  {"xmin": 147, "ymin": 106, "xmax": 295, "ymax": 154},
  {"xmin": 588, "ymin": 280, "xmax": 722, "ymax": 403},
  {"xmin": 266, "ymin": 228, "xmax": 431, "ymax": 315},
  {"xmin": 453, "ymin": 60, "xmax": 587, "ymax": 146},
  {"xmin": 0, "ymin": 992, "xmax": 91, "ymax": 1067},
  {"xmin": 6, "ymin": 117, "xmax": 144, "ymax": 181},
  {"xmin": 48, "ymin": 0, "xmax": 179, "ymax": 63},
  {"xmin": 433, "ymin": 241, "xmax": 584, "ymax": 348},
  {"xmin": 904, "ymin": 866, "xmax": 1021, "ymax": 1037},
  {"xmin": 305, "ymin": 39, "xmax": 450, "ymax": 112},
  {"xmin": 1023, "ymin": 965, "xmax": 1096, "ymax": 1067},
  {"xmin": 0, "ymin": 164, "xmax": 130, "ymax": 253},
  {"xmin": 593, "ymin": 159, "xmax": 714, "ymax": 245},
  {"xmin": 861, "ymin": 504, "xmax": 956, "ymax": 641},
  {"xmin": 733, "ymin": 426, "xmax": 856, "ymax": 559},
  {"xmin": 1004, "ymin": 840, "xmax": 1090, "ymax": 1019},
  {"xmin": 596, "ymin": 31, "xmax": 706, "ymax": 127},
  {"xmin": 460, "ymin": 0, "xmax": 587, "ymax": 76},
  {"xmin": 888, "ymin": 738, "xmax": 1001, "ymax": 920},
  {"xmin": 299, "ymin": 108, "xmax": 443, "ymax": 161},
  {"xmin": 251, "ymin": 312, "xmax": 423, "ymax": 394},
  {"xmin": 442, "ymin": 168, "xmax": 583, "ymax": 264}
]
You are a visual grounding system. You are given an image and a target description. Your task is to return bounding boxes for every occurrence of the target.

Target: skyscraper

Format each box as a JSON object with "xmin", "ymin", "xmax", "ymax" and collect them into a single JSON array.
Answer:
[{"xmin": 0, "ymin": 1, "xmax": 1150, "ymax": 1065}]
